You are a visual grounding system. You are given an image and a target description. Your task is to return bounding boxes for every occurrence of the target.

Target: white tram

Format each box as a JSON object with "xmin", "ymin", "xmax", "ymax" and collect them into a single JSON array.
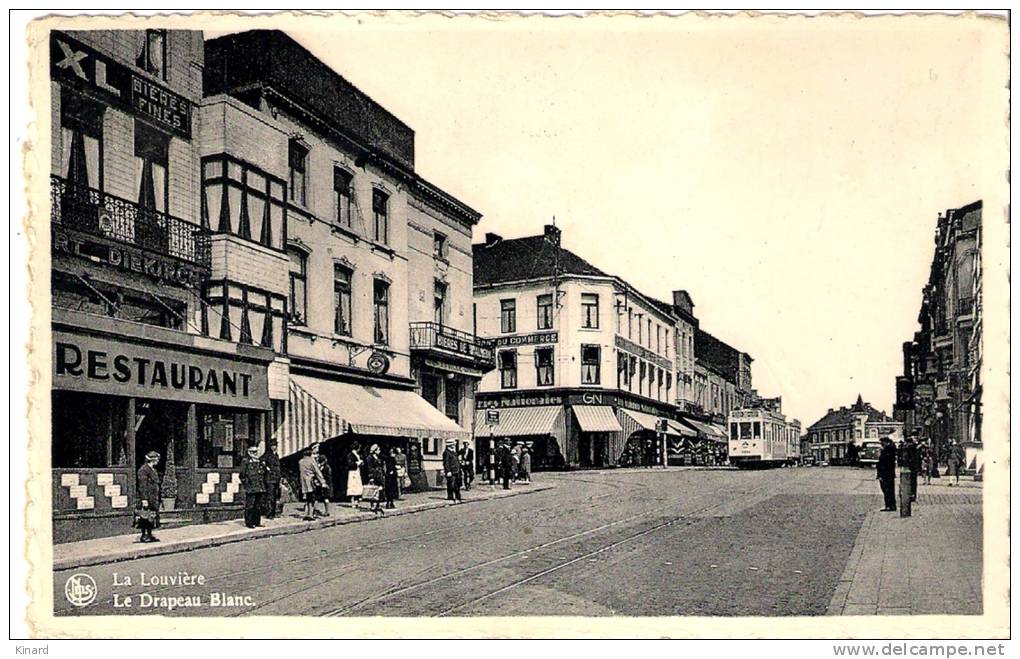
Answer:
[{"xmin": 727, "ymin": 407, "xmax": 801, "ymax": 469}]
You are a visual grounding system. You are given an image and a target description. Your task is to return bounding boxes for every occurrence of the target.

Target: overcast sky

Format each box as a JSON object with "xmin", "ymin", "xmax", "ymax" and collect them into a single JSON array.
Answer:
[{"xmin": 212, "ymin": 13, "xmax": 1004, "ymax": 426}]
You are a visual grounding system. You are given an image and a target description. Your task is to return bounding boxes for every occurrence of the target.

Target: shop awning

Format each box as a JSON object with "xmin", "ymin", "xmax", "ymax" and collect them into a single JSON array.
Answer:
[
  {"xmin": 277, "ymin": 376, "xmax": 469, "ymax": 458},
  {"xmin": 618, "ymin": 408, "xmax": 663, "ymax": 432},
  {"xmin": 473, "ymin": 406, "xmax": 563, "ymax": 437},
  {"xmin": 684, "ymin": 418, "xmax": 729, "ymax": 442},
  {"xmin": 617, "ymin": 409, "xmax": 689, "ymax": 441},
  {"xmin": 572, "ymin": 406, "xmax": 623, "ymax": 433},
  {"xmin": 666, "ymin": 419, "xmax": 699, "ymax": 438}
]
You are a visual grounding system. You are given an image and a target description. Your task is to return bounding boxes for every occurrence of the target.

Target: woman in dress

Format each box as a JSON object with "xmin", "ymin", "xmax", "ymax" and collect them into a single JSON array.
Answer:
[
  {"xmin": 382, "ymin": 447, "xmax": 398, "ymax": 510},
  {"xmin": 364, "ymin": 444, "xmax": 385, "ymax": 513},
  {"xmin": 315, "ymin": 452, "xmax": 332, "ymax": 516},
  {"xmin": 346, "ymin": 444, "xmax": 364, "ymax": 505}
]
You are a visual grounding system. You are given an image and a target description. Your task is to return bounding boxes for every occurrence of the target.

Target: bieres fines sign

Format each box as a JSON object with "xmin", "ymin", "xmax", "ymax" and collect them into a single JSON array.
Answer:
[
  {"xmin": 51, "ymin": 32, "xmax": 192, "ymax": 139},
  {"xmin": 53, "ymin": 332, "xmax": 270, "ymax": 410}
]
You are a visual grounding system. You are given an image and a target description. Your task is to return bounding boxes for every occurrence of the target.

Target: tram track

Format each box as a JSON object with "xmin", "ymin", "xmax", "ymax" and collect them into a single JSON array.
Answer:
[{"xmin": 319, "ymin": 476, "xmax": 773, "ymax": 617}]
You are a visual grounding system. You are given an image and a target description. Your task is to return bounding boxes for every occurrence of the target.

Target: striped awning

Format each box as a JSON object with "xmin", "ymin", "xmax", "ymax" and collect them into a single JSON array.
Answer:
[
  {"xmin": 572, "ymin": 406, "xmax": 623, "ymax": 433},
  {"xmin": 277, "ymin": 376, "xmax": 468, "ymax": 458},
  {"xmin": 618, "ymin": 408, "xmax": 664, "ymax": 432},
  {"xmin": 473, "ymin": 406, "xmax": 563, "ymax": 437},
  {"xmin": 667, "ymin": 419, "xmax": 699, "ymax": 438}
]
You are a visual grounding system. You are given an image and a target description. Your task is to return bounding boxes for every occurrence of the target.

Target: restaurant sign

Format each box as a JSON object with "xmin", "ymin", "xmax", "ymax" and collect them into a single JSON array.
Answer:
[
  {"xmin": 51, "ymin": 31, "xmax": 192, "ymax": 139},
  {"xmin": 53, "ymin": 227, "xmax": 207, "ymax": 288},
  {"xmin": 53, "ymin": 332, "xmax": 270, "ymax": 409}
]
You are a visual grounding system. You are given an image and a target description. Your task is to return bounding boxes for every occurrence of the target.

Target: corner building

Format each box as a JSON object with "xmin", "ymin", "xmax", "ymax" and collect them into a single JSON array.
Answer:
[
  {"xmin": 472, "ymin": 227, "xmax": 689, "ymax": 470},
  {"xmin": 204, "ymin": 31, "xmax": 492, "ymax": 490},
  {"xmin": 49, "ymin": 29, "xmax": 279, "ymax": 542}
]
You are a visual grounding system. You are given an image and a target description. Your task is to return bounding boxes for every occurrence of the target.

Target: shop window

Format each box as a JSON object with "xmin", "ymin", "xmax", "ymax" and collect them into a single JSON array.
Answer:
[
  {"xmin": 433, "ymin": 232, "xmax": 447, "ymax": 260},
  {"xmin": 333, "ymin": 167, "xmax": 353, "ymax": 228},
  {"xmin": 535, "ymin": 347, "xmax": 554, "ymax": 387},
  {"xmin": 581, "ymin": 344, "xmax": 601, "ymax": 385},
  {"xmin": 59, "ymin": 89, "xmax": 104, "ymax": 190},
  {"xmin": 373, "ymin": 279, "xmax": 390, "ymax": 345},
  {"xmin": 51, "ymin": 392, "xmax": 130, "ymax": 468},
  {"xmin": 445, "ymin": 379, "xmax": 462, "ymax": 424},
  {"xmin": 537, "ymin": 294, "xmax": 553, "ymax": 330},
  {"xmin": 334, "ymin": 265, "xmax": 353, "ymax": 336},
  {"xmin": 288, "ymin": 140, "xmax": 307, "ymax": 206},
  {"xmin": 198, "ymin": 409, "xmax": 255, "ymax": 469},
  {"xmin": 287, "ymin": 247, "xmax": 307, "ymax": 325},
  {"xmin": 372, "ymin": 188, "xmax": 389, "ymax": 244},
  {"xmin": 134, "ymin": 120, "xmax": 170, "ymax": 214},
  {"xmin": 500, "ymin": 299, "xmax": 516, "ymax": 333},
  {"xmin": 499, "ymin": 351, "xmax": 518, "ymax": 389},
  {"xmin": 434, "ymin": 280, "xmax": 447, "ymax": 326},
  {"xmin": 138, "ymin": 29, "xmax": 168, "ymax": 80},
  {"xmin": 581, "ymin": 293, "xmax": 599, "ymax": 329}
]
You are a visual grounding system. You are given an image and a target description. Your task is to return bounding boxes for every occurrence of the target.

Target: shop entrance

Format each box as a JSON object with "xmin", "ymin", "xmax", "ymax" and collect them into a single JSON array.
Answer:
[
  {"xmin": 578, "ymin": 433, "xmax": 609, "ymax": 469},
  {"xmin": 134, "ymin": 399, "xmax": 189, "ymax": 470}
]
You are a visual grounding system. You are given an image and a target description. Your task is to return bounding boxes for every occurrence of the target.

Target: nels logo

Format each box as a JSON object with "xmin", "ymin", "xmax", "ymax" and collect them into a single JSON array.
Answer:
[{"xmin": 64, "ymin": 573, "xmax": 97, "ymax": 607}]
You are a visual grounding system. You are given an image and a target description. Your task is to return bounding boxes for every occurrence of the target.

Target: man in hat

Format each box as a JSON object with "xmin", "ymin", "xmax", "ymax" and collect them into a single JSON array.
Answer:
[
  {"xmin": 898, "ymin": 434, "xmax": 921, "ymax": 503},
  {"xmin": 261, "ymin": 440, "xmax": 282, "ymax": 519},
  {"xmin": 442, "ymin": 439, "xmax": 463, "ymax": 502},
  {"xmin": 500, "ymin": 439, "xmax": 514, "ymax": 490},
  {"xmin": 459, "ymin": 441, "xmax": 475, "ymax": 491},
  {"xmin": 876, "ymin": 436, "xmax": 897, "ymax": 512},
  {"xmin": 240, "ymin": 444, "xmax": 267, "ymax": 528},
  {"xmin": 135, "ymin": 451, "xmax": 162, "ymax": 542}
]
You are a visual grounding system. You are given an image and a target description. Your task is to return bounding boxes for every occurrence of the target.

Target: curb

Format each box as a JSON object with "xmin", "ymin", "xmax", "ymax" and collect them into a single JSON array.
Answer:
[{"xmin": 54, "ymin": 484, "xmax": 556, "ymax": 571}]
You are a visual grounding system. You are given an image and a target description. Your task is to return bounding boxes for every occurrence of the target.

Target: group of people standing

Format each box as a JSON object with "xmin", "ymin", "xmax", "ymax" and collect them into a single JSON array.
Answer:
[
  {"xmin": 491, "ymin": 440, "xmax": 531, "ymax": 489},
  {"xmin": 298, "ymin": 442, "xmax": 409, "ymax": 518},
  {"xmin": 876, "ymin": 435, "xmax": 967, "ymax": 512}
]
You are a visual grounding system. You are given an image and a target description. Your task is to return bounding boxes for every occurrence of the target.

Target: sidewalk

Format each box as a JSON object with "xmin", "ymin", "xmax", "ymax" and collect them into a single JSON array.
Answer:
[
  {"xmin": 827, "ymin": 478, "xmax": 983, "ymax": 616},
  {"xmin": 54, "ymin": 481, "xmax": 554, "ymax": 571}
]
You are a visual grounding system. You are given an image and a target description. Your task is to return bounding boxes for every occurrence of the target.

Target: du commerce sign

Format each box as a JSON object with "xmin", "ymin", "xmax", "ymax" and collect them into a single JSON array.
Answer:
[
  {"xmin": 51, "ymin": 31, "xmax": 192, "ymax": 139},
  {"xmin": 53, "ymin": 332, "xmax": 270, "ymax": 410}
]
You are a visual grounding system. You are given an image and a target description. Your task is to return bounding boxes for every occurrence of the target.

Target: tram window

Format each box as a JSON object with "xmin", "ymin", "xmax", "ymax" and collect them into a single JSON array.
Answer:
[
  {"xmin": 730, "ymin": 423, "xmax": 738, "ymax": 440},
  {"xmin": 753, "ymin": 422, "xmax": 761, "ymax": 439},
  {"xmin": 739, "ymin": 422, "xmax": 752, "ymax": 439}
]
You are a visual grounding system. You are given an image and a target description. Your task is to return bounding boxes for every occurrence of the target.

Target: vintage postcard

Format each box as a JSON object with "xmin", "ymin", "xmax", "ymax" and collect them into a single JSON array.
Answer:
[{"xmin": 16, "ymin": 10, "xmax": 1010, "ymax": 640}]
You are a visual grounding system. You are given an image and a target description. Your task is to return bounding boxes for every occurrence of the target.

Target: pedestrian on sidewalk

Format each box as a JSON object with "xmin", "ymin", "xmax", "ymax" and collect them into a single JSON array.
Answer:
[
  {"xmin": 947, "ymin": 440, "xmax": 964, "ymax": 486},
  {"xmin": 240, "ymin": 445, "xmax": 267, "ymax": 528},
  {"xmin": 921, "ymin": 442, "xmax": 934, "ymax": 486},
  {"xmin": 134, "ymin": 450, "xmax": 162, "ymax": 543},
  {"xmin": 383, "ymin": 446, "xmax": 398, "ymax": 510},
  {"xmin": 315, "ymin": 452, "xmax": 333, "ymax": 516},
  {"xmin": 365, "ymin": 444, "xmax": 385, "ymax": 514},
  {"xmin": 443, "ymin": 439, "xmax": 463, "ymax": 502},
  {"xmin": 394, "ymin": 447, "xmax": 409, "ymax": 498},
  {"xmin": 510, "ymin": 443, "xmax": 521, "ymax": 482},
  {"xmin": 876, "ymin": 436, "xmax": 897, "ymax": 512},
  {"xmin": 898, "ymin": 435, "xmax": 921, "ymax": 503},
  {"xmin": 261, "ymin": 441, "xmax": 281, "ymax": 519},
  {"xmin": 299, "ymin": 444, "xmax": 327, "ymax": 521},
  {"xmin": 520, "ymin": 446, "xmax": 532, "ymax": 484},
  {"xmin": 459, "ymin": 442, "xmax": 475, "ymax": 491},
  {"xmin": 346, "ymin": 445, "xmax": 364, "ymax": 506},
  {"xmin": 500, "ymin": 440, "xmax": 513, "ymax": 490}
]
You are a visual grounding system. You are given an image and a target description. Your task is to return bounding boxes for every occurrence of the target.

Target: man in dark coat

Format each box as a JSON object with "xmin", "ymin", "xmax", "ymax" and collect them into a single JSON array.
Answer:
[
  {"xmin": 460, "ymin": 442, "xmax": 475, "ymax": 491},
  {"xmin": 876, "ymin": 437, "xmax": 897, "ymax": 512},
  {"xmin": 261, "ymin": 441, "xmax": 281, "ymax": 518},
  {"xmin": 499, "ymin": 440, "xmax": 513, "ymax": 490},
  {"xmin": 443, "ymin": 440, "xmax": 463, "ymax": 502},
  {"xmin": 240, "ymin": 445, "xmax": 267, "ymax": 528},
  {"xmin": 135, "ymin": 451, "xmax": 162, "ymax": 542},
  {"xmin": 898, "ymin": 436, "xmax": 921, "ymax": 502}
]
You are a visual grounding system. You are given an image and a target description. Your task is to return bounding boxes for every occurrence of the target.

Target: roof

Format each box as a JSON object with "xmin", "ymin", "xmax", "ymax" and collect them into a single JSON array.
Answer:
[
  {"xmin": 473, "ymin": 234, "xmax": 608, "ymax": 287},
  {"xmin": 695, "ymin": 328, "xmax": 746, "ymax": 382},
  {"xmin": 204, "ymin": 30, "xmax": 415, "ymax": 171},
  {"xmin": 807, "ymin": 396, "xmax": 897, "ymax": 431}
]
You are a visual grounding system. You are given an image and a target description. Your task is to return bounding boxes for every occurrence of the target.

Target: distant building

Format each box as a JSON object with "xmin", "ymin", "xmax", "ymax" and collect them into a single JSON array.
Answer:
[
  {"xmin": 693, "ymin": 328, "xmax": 753, "ymax": 423},
  {"xmin": 806, "ymin": 395, "xmax": 902, "ymax": 465},
  {"xmin": 894, "ymin": 200, "xmax": 982, "ymax": 474},
  {"xmin": 472, "ymin": 226, "xmax": 688, "ymax": 470}
]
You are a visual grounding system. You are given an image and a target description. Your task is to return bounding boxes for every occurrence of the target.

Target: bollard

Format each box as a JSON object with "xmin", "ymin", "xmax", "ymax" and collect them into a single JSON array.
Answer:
[{"xmin": 898, "ymin": 471, "xmax": 912, "ymax": 517}]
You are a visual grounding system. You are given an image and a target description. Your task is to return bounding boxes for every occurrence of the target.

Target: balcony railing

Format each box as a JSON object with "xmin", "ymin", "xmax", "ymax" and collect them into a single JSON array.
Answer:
[
  {"xmin": 51, "ymin": 175, "xmax": 210, "ymax": 269},
  {"xmin": 409, "ymin": 321, "xmax": 495, "ymax": 368}
]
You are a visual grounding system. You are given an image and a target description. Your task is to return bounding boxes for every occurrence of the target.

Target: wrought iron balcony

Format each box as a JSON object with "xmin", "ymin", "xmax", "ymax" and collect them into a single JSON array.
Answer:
[
  {"xmin": 51, "ymin": 175, "xmax": 211, "ymax": 269},
  {"xmin": 409, "ymin": 321, "xmax": 495, "ymax": 370}
]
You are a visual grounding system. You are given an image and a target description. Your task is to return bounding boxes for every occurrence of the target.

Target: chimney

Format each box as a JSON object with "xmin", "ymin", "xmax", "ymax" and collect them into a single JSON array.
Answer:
[
  {"xmin": 543, "ymin": 224, "xmax": 561, "ymax": 243},
  {"xmin": 671, "ymin": 290, "xmax": 693, "ymax": 314},
  {"xmin": 484, "ymin": 232, "xmax": 502, "ymax": 247}
]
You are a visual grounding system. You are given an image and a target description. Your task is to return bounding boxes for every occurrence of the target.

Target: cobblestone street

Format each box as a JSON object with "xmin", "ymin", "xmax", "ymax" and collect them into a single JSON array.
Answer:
[{"xmin": 54, "ymin": 467, "xmax": 982, "ymax": 618}]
